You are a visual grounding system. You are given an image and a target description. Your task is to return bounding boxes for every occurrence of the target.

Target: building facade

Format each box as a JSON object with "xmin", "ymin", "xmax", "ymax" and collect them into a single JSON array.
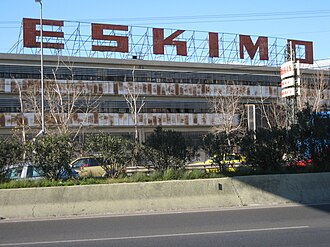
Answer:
[{"xmin": 0, "ymin": 53, "xmax": 328, "ymax": 140}]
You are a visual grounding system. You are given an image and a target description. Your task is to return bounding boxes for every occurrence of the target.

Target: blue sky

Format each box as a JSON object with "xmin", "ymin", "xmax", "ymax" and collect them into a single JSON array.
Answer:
[{"xmin": 1, "ymin": 0, "xmax": 330, "ymax": 61}]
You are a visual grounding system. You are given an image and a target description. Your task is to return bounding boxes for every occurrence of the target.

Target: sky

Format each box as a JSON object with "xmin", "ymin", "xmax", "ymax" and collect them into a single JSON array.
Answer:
[{"xmin": 1, "ymin": 0, "xmax": 330, "ymax": 62}]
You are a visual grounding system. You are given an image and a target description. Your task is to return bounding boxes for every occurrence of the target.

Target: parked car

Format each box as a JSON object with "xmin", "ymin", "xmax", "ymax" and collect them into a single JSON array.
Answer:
[
  {"xmin": 70, "ymin": 156, "xmax": 106, "ymax": 177},
  {"xmin": 288, "ymin": 158, "xmax": 313, "ymax": 167},
  {"xmin": 5, "ymin": 163, "xmax": 78, "ymax": 180},
  {"xmin": 186, "ymin": 154, "xmax": 246, "ymax": 173},
  {"xmin": 5, "ymin": 163, "xmax": 43, "ymax": 180}
]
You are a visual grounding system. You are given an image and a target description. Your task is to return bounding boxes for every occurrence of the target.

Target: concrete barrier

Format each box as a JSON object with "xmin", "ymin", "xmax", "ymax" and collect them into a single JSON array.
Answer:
[
  {"xmin": 0, "ymin": 172, "xmax": 330, "ymax": 219},
  {"xmin": 0, "ymin": 178, "xmax": 241, "ymax": 218},
  {"xmin": 232, "ymin": 172, "xmax": 330, "ymax": 206}
]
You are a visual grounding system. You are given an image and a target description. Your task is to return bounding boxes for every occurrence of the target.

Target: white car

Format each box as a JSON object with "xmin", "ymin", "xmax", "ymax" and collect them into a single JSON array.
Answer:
[{"xmin": 5, "ymin": 164, "xmax": 78, "ymax": 179}]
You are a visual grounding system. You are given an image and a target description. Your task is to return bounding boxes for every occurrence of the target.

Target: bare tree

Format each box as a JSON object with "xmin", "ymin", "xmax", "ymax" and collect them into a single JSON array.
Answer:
[
  {"xmin": 124, "ymin": 67, "xmax": 145, "ymax": 144},
  {"xmin": 258, "ymin": 96, "xmax": 286, "ymax": 129},
  {"xmin": 267, "ymin": 99, "xmax": 286, "ymax": 128},
  {"xmin": 12, "ymin": 78, "xmax": 27, "ymax": 161},
  {"xmin": 46, "ymin": 59, "xmax": 101, "ymax": 138},
  {"xmin": 208, "ymin": 82, "xmax": 245, "ymax": 146},
  {"xmin": 298, "ymin": 70, "xmax": 329, "ymax": 112},
  {"xmin": 256, "ymin": 70, "xmax": 328, "ymax": 130},
  {"xmin": 14, "ymin": 57, "xmax": 101, "ymax": 139},
  {"xmin": 13, "ymin": 79, "xmax": 26, "ymax": 143}
]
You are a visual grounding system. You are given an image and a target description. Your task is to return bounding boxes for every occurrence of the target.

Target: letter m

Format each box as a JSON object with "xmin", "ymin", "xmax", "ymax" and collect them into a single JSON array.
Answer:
[{"xmin": 239, "ymin": 35, "xmax": 268, "ymax": 60}]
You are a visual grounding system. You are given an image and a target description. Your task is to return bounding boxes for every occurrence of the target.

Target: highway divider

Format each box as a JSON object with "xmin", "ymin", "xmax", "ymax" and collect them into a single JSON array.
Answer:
[{"xmin": 1, "ymin": 172, "xmax": 330, "ymax": 219}]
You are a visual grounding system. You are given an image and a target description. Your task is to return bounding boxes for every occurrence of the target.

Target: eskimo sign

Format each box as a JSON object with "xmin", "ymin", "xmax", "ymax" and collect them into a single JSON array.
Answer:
[{"xmin": 22, "ymin": 18, "xmax": 314, "ymax": 64}]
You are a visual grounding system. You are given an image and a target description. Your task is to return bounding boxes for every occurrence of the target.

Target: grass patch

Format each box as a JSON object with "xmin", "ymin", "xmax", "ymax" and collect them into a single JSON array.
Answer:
[
  {"xmin": 3, "ymin": 166, "xmax": 314, "ymax": 189},
  {"xmin": 0, "ymin": 169, "xmax": 228, "ymax": 189}
]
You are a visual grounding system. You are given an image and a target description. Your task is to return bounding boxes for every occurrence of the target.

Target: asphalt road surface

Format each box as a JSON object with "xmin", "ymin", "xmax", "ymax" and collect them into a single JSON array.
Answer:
[{"xmin": 1, "ymin": 204, "xmax": 330, "ymax": 247}]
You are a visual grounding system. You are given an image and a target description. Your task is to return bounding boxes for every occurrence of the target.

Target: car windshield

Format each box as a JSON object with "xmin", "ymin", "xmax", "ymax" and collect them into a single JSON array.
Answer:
[
  {"xmin": 71, "ymin": 157, "xmax": 103, "ymax": 168},
  {"xmin": 71, "ymin": 159, "xmax": 89, "ymax": 168}
]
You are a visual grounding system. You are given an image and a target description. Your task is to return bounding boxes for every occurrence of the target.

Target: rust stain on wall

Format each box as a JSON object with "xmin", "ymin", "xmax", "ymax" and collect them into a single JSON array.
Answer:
[
  {"xmin": 0, "ymin": 114, "xmax": 5, "ymax": 126},
  {"xmin": 193, "ymin": 115, "xmax": 198, "ymax": 124},
  {"xmin": 113, "ymin": 82, "xmax": 118, "ymax": 95},
  {"xmin": 246, "ymin": 87, "xmax": 251, "ymax": 96}
]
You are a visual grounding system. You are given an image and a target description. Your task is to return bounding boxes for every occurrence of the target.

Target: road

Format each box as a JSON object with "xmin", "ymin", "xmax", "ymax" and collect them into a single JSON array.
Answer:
[{"xmin": 1, "ymin": 204, "xmax": 330, "ymax": 247}]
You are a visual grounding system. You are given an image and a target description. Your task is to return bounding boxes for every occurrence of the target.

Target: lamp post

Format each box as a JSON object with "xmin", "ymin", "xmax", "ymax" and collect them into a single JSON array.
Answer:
[{"xmin": 35, "ymin": 0, "xmax": 45, "ymax": 137}]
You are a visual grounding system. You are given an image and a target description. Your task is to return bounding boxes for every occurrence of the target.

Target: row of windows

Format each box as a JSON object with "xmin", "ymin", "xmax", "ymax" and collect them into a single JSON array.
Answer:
[
  {"xmin": 0, "ymin": 107, "xmax": 209, "ymax": 114},
  {"xmin": 0, "ymin": 72, "xmax": 278, "ymax": 87},
  {"xmin": 0, "ymin": 64, "xmax": 280, "ymax": 86},
  {"xmin": 0, "ymin": 99, "xmax": 210, "ymax": 114}
]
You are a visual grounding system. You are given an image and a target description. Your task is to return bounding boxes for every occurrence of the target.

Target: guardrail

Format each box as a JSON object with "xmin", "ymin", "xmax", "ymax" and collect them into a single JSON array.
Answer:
[
  {"xmin": 125, "ymin": 166, "xmax": 155, "ymax": 175},
  {"xmin": 185, "ymin": 163, "xmax": 221, "ymax": 173}
]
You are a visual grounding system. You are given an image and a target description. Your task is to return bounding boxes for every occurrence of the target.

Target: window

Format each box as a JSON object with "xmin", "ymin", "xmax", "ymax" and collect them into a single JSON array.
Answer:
[
  {"xmin": 7, "ymin": 167, "xmax": 23, "ymax": 179},
  {"xmin": 89, "ymin": 158, "xmax": 101, "ymax": 167},
  {"xmin": 26, "ymin": 166, "xmax": 43, "ymax": 178},
  {"xmin": 71, "ymin": 158, "xmax": 89, "ymax": 168}
]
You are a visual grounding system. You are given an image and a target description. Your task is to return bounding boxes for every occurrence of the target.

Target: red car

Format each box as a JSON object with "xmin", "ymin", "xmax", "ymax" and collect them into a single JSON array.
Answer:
[{"xmin": 289, "ymin": 159, "xmax": 313, "ymax": 167}]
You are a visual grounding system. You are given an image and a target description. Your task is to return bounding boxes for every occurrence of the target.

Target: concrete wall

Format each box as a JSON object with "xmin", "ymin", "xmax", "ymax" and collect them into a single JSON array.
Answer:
[{"xmin": 1, "ymin": 172, "xmax": 330, "ymax": 219}]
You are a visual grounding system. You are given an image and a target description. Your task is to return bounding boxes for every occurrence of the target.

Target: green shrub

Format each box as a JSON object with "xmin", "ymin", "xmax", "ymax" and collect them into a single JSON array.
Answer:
[
  {"xmin": 83, "ymin": 133, "xmax": 132, "ymax": 178},
  {"xmin": 182, "ymin": 170, "xmax": 205, "ymax": 180},
  {"xmin": 129, "ymin": 172, "xmax": 150, "ymax": 182},
  {"xmin": 0, "ymin": 137, "xmax": 24, "ymax": 181},
  {"xmin": 148, "ymin": 171, "xmax": 164, "ymax": 181},
  {"xmin": 145, "ymin": 127, "xmax": 196, "ymax": 171},
  {"xmin": 162, "ymin": 168, "xmax": 180, "ymax": 180},
  {"xmin": 25, "ymin": 135, "xmax": 74, "ymax": 180}
]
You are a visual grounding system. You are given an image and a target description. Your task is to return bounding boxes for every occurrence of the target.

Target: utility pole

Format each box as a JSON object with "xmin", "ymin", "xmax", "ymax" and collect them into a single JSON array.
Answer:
[{"xmin": 35, "ymin": 0, "xmax": 45, "ymax": 137}]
